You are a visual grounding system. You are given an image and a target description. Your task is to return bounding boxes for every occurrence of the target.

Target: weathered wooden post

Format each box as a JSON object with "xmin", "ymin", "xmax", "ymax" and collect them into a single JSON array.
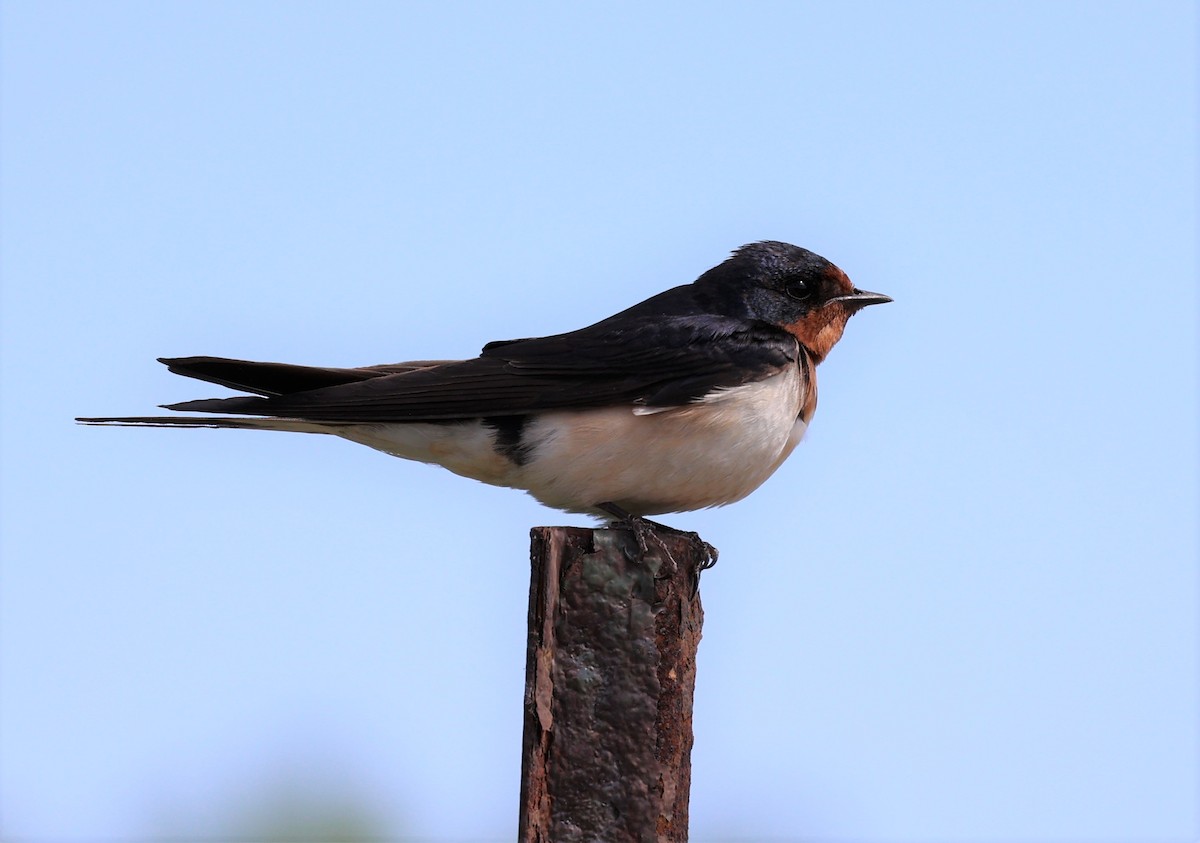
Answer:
[{"xmin": 519, "ymin": 526, "xmax": 707, "ymax": 842}]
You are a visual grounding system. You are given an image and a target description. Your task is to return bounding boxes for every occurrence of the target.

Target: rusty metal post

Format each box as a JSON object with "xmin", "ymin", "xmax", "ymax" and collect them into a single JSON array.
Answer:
[{"xmin": 519, "ymin": 526, "xmax": 706, "ymax": 843}]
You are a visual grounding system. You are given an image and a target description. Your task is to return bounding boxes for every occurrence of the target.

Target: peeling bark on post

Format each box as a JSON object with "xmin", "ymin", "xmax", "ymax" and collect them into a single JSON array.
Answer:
[{"xmin": 519, "ymin": 526, "xmax": 706, "ymax": 843}]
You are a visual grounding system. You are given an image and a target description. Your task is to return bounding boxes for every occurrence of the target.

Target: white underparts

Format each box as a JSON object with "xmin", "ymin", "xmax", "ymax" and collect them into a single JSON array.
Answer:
[{"xmin": 341, "ymin": 365, "xmax": 810, "ymax": 515}]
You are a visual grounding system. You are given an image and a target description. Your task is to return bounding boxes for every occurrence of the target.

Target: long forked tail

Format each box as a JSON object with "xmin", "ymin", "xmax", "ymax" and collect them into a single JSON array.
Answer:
[
  {"xmin": 76, "ymin": 356, "xmax": 459, "ymax": 428},
  {"xmin": 75, "ymin": 416, "xmax": 337, "ymax": 434}
]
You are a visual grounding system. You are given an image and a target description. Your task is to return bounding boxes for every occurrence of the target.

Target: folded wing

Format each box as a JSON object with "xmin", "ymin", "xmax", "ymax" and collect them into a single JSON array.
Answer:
[{"xmin": 89, "ymin": 315, "xmax": 799, "ymax": 424}]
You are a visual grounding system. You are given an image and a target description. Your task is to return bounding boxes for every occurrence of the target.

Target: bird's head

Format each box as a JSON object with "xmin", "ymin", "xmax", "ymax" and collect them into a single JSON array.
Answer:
[{"xmin": 696, "ymin": 240, "xmax": 891, "ymax": 362}]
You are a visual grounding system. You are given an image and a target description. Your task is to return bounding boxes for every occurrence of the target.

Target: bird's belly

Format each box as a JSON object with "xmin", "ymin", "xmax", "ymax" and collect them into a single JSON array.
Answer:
[
  {"xmin": 517, "ymin": 370, "xmax": 807, "ymax": 515},
  {"xmin": 336, "ymin": 367, "xmax": 807, "ymax": 516}
]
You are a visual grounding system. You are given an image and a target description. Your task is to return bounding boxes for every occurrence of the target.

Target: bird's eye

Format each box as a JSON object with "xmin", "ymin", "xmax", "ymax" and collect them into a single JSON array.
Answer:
[{"xmin": 784, "ymin": 279, "xmax": 810, "ymax": 300}]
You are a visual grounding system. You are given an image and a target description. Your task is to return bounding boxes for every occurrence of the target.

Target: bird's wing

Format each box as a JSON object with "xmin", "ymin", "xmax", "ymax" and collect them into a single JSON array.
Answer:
[{"xmin": 151, "ymin": 315, "xmax": 799, "ymax": 422}]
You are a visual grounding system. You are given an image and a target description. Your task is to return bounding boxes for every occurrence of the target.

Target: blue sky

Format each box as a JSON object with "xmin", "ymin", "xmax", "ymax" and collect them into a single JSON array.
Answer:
[{"xmin": 2, "ymin": 2, "xmax": 1196, "ymax": 840}]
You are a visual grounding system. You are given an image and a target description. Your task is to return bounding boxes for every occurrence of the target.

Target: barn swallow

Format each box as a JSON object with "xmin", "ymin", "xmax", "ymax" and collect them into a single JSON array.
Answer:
[{"xmin": 79, "ymin": 241, "xmax": 889, "ymax": 555}]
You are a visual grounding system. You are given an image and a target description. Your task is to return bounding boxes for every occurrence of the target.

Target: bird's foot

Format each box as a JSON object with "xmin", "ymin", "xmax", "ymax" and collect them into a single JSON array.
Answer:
[{"xmin": 596, "ymin": 503, "xmax": 718, "ymax": 592}]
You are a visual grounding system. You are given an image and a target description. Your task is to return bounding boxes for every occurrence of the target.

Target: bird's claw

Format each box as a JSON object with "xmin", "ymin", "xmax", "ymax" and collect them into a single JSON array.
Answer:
[{"xmin": 597, "ymin": 502, "xmax": 717, "ymax": 592}]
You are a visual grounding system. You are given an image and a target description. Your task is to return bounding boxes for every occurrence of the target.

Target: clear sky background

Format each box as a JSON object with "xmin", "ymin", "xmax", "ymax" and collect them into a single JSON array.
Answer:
[{"xmin": 2, "ymin": 2, "xmax": 1196, "ymax": 841}]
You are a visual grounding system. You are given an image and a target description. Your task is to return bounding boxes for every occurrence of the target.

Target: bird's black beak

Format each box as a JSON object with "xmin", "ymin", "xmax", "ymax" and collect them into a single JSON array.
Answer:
[{"xmin": 833, "ymin": 289, "xmax": 893, "ymax": 310}]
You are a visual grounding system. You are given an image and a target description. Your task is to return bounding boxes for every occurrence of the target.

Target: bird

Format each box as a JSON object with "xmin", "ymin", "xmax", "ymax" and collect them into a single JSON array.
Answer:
[{"xmin": 79, "ymin": 241, "xmax": 889, "ymax": 555}]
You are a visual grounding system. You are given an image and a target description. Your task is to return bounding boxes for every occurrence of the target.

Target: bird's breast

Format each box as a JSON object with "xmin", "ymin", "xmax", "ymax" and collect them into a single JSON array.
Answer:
[{"xmin": 515, "ymin": 364, "xmax": 810, "ymax": 514}]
